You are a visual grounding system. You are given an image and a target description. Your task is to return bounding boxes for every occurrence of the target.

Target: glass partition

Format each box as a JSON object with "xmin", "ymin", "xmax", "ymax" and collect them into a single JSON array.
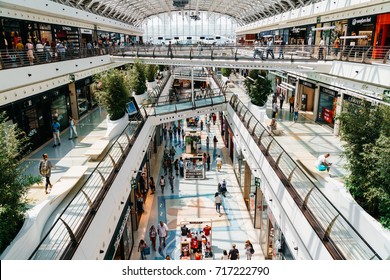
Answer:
[{"xmin": 29, "ymin": 118, "xmax": 145, "ymax": 260}]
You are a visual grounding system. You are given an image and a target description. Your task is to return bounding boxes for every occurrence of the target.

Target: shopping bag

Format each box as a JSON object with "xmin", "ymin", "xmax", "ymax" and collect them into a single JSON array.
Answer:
[{"xmin": 143, "ymin": 246, "xmax": 150, "ymax": 255}]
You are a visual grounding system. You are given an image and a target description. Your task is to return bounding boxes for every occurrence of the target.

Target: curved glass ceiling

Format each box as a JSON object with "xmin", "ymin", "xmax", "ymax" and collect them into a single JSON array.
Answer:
[{"xmin": 51, "ymin": 0, "xmax": 319, "ymax": 27}]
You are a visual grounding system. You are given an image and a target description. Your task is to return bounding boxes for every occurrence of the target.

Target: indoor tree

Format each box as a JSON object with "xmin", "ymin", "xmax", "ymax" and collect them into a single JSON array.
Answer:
[
  {"xmin": 0, "ymin": 112, "xmax": 41, "ymax": 254},
  {"xmin": 338, "ymin": 101, "xmax": 390, "ymax": 229},
  {"xmin": 145, "ymin": 64, "xmax": 157, "ymax": 83},
  {"xmin": 94, "ymin": 68, "xmax": 131, "ymax": 121},
  {"xmin": 244, "ymin": 70, "xmax": 273, "ymax": 106},
  {"xmin": 221, "ymin": 68, "xmax": 232, "ymax": 77},
  {"xmin": 130, "ymin": 60, "xmax": 147, "ymax": 96}
]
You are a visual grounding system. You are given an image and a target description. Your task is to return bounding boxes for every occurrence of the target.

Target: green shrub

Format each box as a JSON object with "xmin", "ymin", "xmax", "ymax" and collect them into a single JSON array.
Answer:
[{"xmin": 94, "ymin": 69, "xmax": 130, "ymax": 121}]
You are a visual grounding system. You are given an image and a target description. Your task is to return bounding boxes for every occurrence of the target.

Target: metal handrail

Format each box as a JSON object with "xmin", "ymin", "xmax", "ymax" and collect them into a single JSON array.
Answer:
[
  {"xmin": 29, "ymin": 115, "xmax": 145, "ymax": 260},
  {"xmin": 228, "ymin": 95, "xmax": 381, "ymax": 260}
]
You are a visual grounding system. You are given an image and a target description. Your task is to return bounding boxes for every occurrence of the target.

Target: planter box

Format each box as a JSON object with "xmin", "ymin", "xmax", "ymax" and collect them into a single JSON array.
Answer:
[
  {"xmin": 105, "ymin": 113, "xmax": 128, "ymax": 140},
  {"xmin": 133, "ymin": 92, "xmax": 148, "ymax": 107}
]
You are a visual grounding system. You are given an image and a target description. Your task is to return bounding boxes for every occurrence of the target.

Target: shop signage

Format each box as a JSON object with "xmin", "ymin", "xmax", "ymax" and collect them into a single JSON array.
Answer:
[
  {"xmin": 299, "ymin": 80, "xmax": 316, "ymax": 89},
  {"xmin": 351, "ymin": 16, "xmax": 373, "ymax": 26},
  {"xmin": 321, "ymin": 108, "xmax": 334, "ymax": 124},
  {"xmin": 62, "ymin": 26, "xmax": 72, "ymax": 31},
  {"xmin": 113, "ymin": 206, "xmax": 130, "ymax": 251},
  {"xmin": 130, "ymin": 178, "xmax": 137, "ymax": 189},
  {"xmin": 344, "ymin": 94, "xmax": 363, "ymax": 106},
  {"xmin": 80, "ymin": 29, "xmax": 93, "ymax": 34},
  {"xmin": 291, "ymin": 27, "xmax": 306, "ymax": 33},
  {"xmin": 288, "ymin": 76, "xmax": 297, "ymax": 85},
  {"xmin": 320, "ymin": 87, "xmax": 338, "ymax": 97},
  {"xmin": 255, "ymin": 177, "xmax": 261, "ymax": 188}
]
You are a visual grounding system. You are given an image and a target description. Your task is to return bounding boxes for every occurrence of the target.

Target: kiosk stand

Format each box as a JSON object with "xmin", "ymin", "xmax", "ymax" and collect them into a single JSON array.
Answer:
[
  {"xmin": 179, "ymin": 219, "xmax": 213, "ymax": 260},
  {"xmin": 184, "ymin": 155, "xmax": 205, "ymax": 179}
]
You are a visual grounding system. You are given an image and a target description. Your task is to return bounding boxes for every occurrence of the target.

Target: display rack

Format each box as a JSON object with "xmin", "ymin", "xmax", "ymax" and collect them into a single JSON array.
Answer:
[{"xmin": 184, "ymin": 155, "xmax": 205, "ymax": 179}]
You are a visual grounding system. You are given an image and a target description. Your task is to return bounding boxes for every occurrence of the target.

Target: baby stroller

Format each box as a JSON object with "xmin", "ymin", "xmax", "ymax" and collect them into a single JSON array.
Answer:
[{"xmin": 218, "ymin": 179, "xmax": 227, "ymax": 197}]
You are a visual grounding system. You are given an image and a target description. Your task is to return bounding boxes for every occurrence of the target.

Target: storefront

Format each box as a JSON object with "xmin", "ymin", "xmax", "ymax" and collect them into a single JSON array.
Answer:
[
  {"xmin": 75, "ymin": 77, "xmax": 98, "ymax": 116},
  {"xmin": 347, "ymin": 15, "xmax": 376, "ymax": 47},
  {"xmin": 318, "ymin": 20, "xmax": 348, "ymax": 52},
  {"xmin": 52, "ymin": 24, "xmax": 80, "ymax": 49},
  {"xmin": 0, "ymin": 85, "xmax": 70, "ymax": 150},
  {"xmin": 298, "ymin": 80, "xmax": 316, "ymax": 112},
  {"xmin": 317, "ymin": 86, "xmax": 339, "ymax": 128},
  {"xmin": 373, "ymin": 13, "xmax": 390, "ymax": 59},
  {"xmin": 106, "ymin": 204, "xmax": 134, "ymax": 260},
  {"xmin": 288, "ymin": 25, "xmax": 314, "ymax": 45},
  {"xmin": 80, "ymin": 28, "xmax": 94, "ymax": 48}
]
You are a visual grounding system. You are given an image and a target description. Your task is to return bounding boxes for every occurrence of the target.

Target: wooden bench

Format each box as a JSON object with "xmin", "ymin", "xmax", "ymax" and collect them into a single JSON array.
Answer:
[{"xmin": 84, "ymin": 139, "xmax": 110, "ymax": 160}]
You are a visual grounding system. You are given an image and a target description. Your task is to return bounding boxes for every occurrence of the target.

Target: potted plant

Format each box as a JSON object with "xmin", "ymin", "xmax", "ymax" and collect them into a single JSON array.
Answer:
[
  {"xmin": 244, "ymin": 70, "xmax": 272, "ymax": 122},
  {"xmin": 221, "ymin": 68, "xmax": 232, "ymax": 84},
  {"xmin": 129, "ymin": 60, "xmax": 147, "ymax": 105},
  {"xmin": 145, "ymin": 64, "xmax": 157, "ymax": 91},
  {"xmin": 94, "ymin": 68, "xmax": 130, "ymax": 139}
]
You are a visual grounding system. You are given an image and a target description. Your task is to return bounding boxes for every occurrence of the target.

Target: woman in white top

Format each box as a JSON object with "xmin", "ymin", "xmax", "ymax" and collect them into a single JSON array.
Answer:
[
  {"xmin": 245, "ymin": 240, "xmax": 254, "ymax": 260},
  {"xmin": 221, "ymin": 250, "xmax": 229, "ymax": 260}
]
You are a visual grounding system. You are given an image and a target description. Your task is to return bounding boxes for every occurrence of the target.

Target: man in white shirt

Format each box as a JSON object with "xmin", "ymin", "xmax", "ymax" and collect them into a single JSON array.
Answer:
[
  {"xmin": 216, "ymin": 155, "xmax": 223, "ymax": 172},
  {"xmin": 157, "ymin": 220, "xmax": 169, "ymax": 250},
  {"xmin": 315, "ymin": 153, "xmax": 332, "ymax": 172}
]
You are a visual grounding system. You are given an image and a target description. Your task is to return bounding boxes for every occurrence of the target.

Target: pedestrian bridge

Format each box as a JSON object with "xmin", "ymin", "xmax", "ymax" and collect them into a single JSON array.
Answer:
[{"xmin": 110, "ymin": 45, "xmax": 333, "ymax": 73}]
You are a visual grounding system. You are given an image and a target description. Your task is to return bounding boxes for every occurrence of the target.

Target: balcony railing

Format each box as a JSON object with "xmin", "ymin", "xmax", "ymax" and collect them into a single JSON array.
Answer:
[
  {"xmin": 229, "ymin": 94, "xmax": 381, "ymax": 260},
  {"xmin": 29, "ymin": 111, "xmax": 146, "ymax": 260},
  {"xmin": 114, "ymin": 44, "xmax": 390, "ymax": 65},
  {"xmin": 1, "ymin": 44, "xmax": 388, "ymax": 71}
]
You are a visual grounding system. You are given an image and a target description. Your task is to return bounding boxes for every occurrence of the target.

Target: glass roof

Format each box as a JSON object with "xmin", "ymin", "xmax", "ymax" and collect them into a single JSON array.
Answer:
[{"xmin": 51, "ymin": 0, "xmax": 318, "ymax": 27}]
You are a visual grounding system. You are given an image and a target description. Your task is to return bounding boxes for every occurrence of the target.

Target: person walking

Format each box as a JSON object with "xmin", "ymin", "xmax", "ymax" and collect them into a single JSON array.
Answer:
[
  {"xmin": 278, "ymin": 38, "xmax": 285, "ymax": 59},
  {"xmin": 169, "ymin": 173, "xmax": 174, "ymax": 192},
  {"xmin": 39, "ymin": 154, "xmax": 53, "ymax": 194},
  {"xmin": 245, "ymin": 240, "xmax": 254, "ymax": 260},
  {"xmin": 228, "ymin": 244, "xmax": 240, "ymax": 260},
  {"xmin": 167, "ymin": 41, "xmax": 173, "ymax": 58},
  {"xmin": 318, "ymin": 37, "xmax": 325, "ymax": 60},
  {"xmin": 138, "ymin": 239, "xmax": 148, "ymax": 260},
  {"xmin": 157, "ymin": 221, "xmax": 169, "ymax": 250},
  {"xmin": 289, "ymin": 95, "xmax": 295, "ymax": 113},
  {"xmin": 216, "ymin": 154, "xmax": 222, "ymax": 172},
  {"xmin": 26, "ymin": 39, "xmax": 34, "ymax": 65},
  {"xmin": 272, "ymin": 101, "xmax": 278, "ymax": 118},
  {"xmin": 174, "ymin": 159, "xmax": 179, "ymax": 175},
  {"xmin": 200, "ymin": 120, "xmax": 204, "ymax": 131},
  {"xmin": 215, "ymin": 192, "xmax": 222, "ymax": 216},
  {"xmin": 293, "ymin": 105, "xmax": 299, "ymax": 122},
  {"xmin": 206, "ymin": 136, "xmax": 209, "ymax": 150},
  {"xmin": 149, "ymin": 225, "xmax": 157, "ymax": 250},
  {"xmin": 149, "ymin": 176, "xmax": 156, "ymax": 194},
  {"xmin": 279, "ymin": 93, "xmax": 285, "ymax": 110},
  {"xmin": 68, "ymin": 115, "xmax": 78, "ymax": 139},
  {"xmin": 206, "ymin": 153, "xmax": 211, "ymax": 171},
  {"xmin": 213, "ymin": 135, "xmax": 218, "ymax": 150},
  {"xmin": 179, "ymin": 157, "xmax": 184, "ymax": 177},
  {"xmin": 160, "ymin": 175, "xmax": 166, "ymax": 193},
  {"xmin": 52, "ymin": 118, "xmax": 61, "ymax": 147},
  {"xmin": 221, "ymin": 250, "xmax": 229, "ymax": 260},
  {"xmin": 266, "ymin": 38, "xmax": 275, "ymax": 59},
  {"xmin": 333, "ymin": 37, "xmax": 340, "ymax": 58}
]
